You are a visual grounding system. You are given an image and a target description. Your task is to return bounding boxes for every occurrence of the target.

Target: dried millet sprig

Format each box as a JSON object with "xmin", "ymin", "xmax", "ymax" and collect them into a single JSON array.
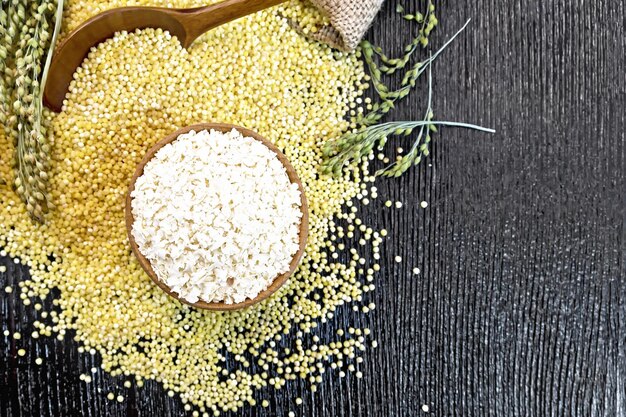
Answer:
[
  {"xmin": 10, "ymin": 0, "xmax": 60, "ymax": 221},
  {"xmin": 13, "ymin": 1, "xmax": 52, "ymax": 220},
  {"xmin": 1, "ymin": 0, "xmax": 27, "ymax": 142},
  {"xmin": 0, "ymin": 7, "xmax": 8, "ymax": 186},
  {"xmin": 0, "ymin": 4, "xmax": 13, "ymax": 128}
]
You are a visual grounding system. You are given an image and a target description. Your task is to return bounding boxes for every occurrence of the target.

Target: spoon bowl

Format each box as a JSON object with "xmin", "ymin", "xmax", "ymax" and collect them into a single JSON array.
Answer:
[
  {"xmin": 44, "ymin": 0, "xmax": 286, "ymax": 112},
  {"xmin": 125, "ymin": 123, "xmax": 309, "ymax": 310}
]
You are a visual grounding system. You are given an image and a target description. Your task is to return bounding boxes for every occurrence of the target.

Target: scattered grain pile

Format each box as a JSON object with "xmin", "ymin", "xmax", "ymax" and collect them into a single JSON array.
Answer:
[{"xmin": 0, "ymin": 0, "xmax": 382, "ymax": 414}]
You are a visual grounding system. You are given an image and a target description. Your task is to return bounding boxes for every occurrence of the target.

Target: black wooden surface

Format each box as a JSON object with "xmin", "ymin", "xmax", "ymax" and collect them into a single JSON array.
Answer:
[{"xmin": 1, "ymin": 1, "xmax": 625, "ymax": 416}]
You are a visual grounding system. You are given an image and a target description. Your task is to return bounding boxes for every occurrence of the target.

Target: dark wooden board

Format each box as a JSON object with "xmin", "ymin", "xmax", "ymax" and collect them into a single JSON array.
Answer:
[{"xmin": 1, "ymin": 0, "xmax": 625, "ymax": 416}]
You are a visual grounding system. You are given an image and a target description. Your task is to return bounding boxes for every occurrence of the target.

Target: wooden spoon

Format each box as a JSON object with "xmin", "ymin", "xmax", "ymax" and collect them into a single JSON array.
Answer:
[
  {"xmin": 43, "ymin": 0, "xmax": 286, "ymax": 112},
  {"xmin": 125, "ymin": 123, "xmax": 309, "ymax": 311}
]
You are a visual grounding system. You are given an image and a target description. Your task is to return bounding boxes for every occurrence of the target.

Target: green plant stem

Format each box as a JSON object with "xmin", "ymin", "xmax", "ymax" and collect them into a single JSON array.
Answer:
[
  {"xmin": 39, "ymin": 0, "xmax": 63, "ymax": 106},
  {"xmin": 322, "ymin": 19, "xmax": 495, "ymax": 178},
  {"xmin": 357, "ymin": 18, "xmax": 471, "ymax": 128}
]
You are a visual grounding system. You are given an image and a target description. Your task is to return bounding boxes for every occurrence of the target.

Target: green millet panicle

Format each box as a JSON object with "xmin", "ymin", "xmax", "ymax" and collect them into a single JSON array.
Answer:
[
  {"xmin": 322, "ymin": 17, "xmax": 494, "ymax": 177},
  {"xmin": 0, "ymin": 0, "xmax": 26, "ymax": 185},
  {"xmin": 6, "ymin": 0, "xmax": 59, "ymax": 221}
]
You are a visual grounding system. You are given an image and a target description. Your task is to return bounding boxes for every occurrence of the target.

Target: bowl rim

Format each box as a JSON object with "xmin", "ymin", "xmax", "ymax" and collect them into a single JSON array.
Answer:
[{"xmin": 125, "ymin": 122, "xmax": 309, "ymax": 311}]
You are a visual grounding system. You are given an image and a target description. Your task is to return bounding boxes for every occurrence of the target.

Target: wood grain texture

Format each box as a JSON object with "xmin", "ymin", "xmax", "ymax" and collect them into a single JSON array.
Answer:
[{"xmin": 2, "ymin": 0, "xmax": 625, "ymax": 416}]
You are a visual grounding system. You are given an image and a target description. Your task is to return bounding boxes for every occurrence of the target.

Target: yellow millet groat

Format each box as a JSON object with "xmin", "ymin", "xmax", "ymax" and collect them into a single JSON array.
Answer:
[
  {"xmin": 0, "ymin": 1, "xmax": 381, "ymax": 414},
  {"xmin": 59, "ymin": 0, "xmax": 332, "ymax": 41}
]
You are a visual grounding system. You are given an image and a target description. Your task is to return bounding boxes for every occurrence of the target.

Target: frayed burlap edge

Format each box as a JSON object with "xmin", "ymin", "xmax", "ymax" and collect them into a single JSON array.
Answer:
[{"xmin": 295, "ymin": 0, "xmax": 385, "ymax": 51}]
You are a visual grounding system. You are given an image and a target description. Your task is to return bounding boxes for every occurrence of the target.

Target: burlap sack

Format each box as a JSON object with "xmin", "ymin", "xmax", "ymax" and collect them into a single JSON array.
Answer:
[{"xmin": 307, "ymin": 0, "xmax": 385, "ymax": 51}]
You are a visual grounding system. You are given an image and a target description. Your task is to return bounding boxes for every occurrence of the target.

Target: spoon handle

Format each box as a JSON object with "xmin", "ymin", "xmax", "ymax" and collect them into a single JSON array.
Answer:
[{"xmin": 178, "ymin": 0, "xmax": 288, "ymax": 48}]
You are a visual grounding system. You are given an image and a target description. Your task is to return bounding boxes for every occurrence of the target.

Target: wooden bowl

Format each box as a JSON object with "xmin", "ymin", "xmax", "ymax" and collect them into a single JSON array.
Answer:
[{"xmin": 125, "ymin": 123, "xmax": 309, "ymax": 311}]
